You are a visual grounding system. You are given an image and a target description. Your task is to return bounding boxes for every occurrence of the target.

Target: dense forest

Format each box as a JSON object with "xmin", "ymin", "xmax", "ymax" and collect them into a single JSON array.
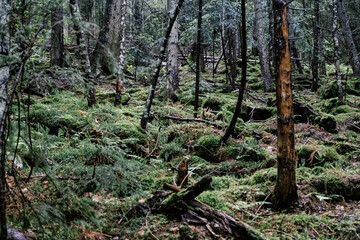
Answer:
[{"xmin": 0, "ymin": 0, "xmax": 359, "ymax": 239}]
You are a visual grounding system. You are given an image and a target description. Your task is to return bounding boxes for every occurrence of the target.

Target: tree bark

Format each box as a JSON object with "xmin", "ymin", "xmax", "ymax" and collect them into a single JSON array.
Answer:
[
  {"xmin": 333, "ymin": 0, "xmax": 343, "ymax": 101},
  {"xmin": 166, "ymin": 0, "xmax": 179, "ymax": 102},
  {"xmin": 311, "ymin": 0, "xmax": 319, "ymax": 92},
  {"xmin": 0, "ymin": 1, "xmax": 10, "ymax": 238},
  {"xmin": 273, "ymin": 0, "xmax": 298, "ymax": 209},
  {"xmin": 194, "ymin": 0, "xmax": 202, "ymax": 118},
  {"xmin": 69, "ymin": 0, "xmax": 97, "ymax": 107},
  {"xmin": 140, "ymin": 0, "xmax": 185, "ymax": 129},
  {"xmin": 50, "ymin": 6, "xmax": 64, "ymax": 67},
  {"xmin": 254, "ymin": 0, "xmax": 272, "ymax": 91},
  {"xmin": 338, "ymin": 0, "xmax": 360, "ymax": 76},
  {"xmin": 114, "ymin": 0, "xmax": 127, "ymax": 106},
  {"xmin": 222, "ymin": 0, "xmax": 247, "ymax": 142}
]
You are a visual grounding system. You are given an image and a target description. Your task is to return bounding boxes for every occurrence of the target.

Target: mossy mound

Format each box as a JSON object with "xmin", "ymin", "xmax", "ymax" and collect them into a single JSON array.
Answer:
[
  {"xmin": 345, "ymin": 77, "xmax": 360, "ymax": 96},
  {"xmin": 319, "ymin": 114, "xmax": 337, "ymax": 132},
  {"xmin": 194, "ymin": 135, "xmax": 221, "ymax": 162},
  {"xmin": 311, "ymin": 172, "xmax": 360, "ymax": 200}
]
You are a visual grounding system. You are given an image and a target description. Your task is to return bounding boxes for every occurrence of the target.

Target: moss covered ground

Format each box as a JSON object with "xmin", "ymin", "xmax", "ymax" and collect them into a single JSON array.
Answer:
[{"xmin": 4, "ymin": 63, "xmax": 360, "ymax": 239}]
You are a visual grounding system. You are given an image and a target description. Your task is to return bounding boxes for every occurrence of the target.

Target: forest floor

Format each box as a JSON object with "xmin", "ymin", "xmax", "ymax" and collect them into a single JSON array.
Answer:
[{"xmin": 4, "ymin": 62, "xmax": 360, "ymax": 239}]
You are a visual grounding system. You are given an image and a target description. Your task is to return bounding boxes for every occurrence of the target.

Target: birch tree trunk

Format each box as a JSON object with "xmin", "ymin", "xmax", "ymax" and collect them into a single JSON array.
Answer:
[
  {"xmin": 273, "ymin": 0, "xmax": 298, "ymax": 209},
  {"xmin": 0, "ymin": 1, "xmax": 10, "ymax": 238},
  {"xmin": 69, "ymin": 0, "xmax": 96, "ymax": 107},
  {"xmin": 50, "ymin": 6, "xmax": 64, "ymax": 67},
  {"xmin": 115, "ymin": 0, "xmax": 127, "ymax": 106},
  {"xmin": 166, "ymin": 0, "xmax": 179, "ymax": 102},
  {"xmin": 254, "ymin": 0, "xmax": 272, "ymax": 91},
  {"xmin": 338, "ymin": 0, "xmax": 360, "ymax": 76},
  {"xmin": 333, "ymin": 0, "xmax": 343, "ymax": 101}
]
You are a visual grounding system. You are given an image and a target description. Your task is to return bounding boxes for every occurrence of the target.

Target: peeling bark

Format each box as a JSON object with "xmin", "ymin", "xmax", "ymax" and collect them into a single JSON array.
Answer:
[{"xmin": 273, "ymin": 0, "xmax": 298, "ymax": 209}]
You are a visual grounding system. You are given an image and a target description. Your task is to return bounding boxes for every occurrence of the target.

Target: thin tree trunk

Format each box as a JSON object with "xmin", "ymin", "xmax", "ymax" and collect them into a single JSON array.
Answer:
[
  {"xmin": 69, "ymin": 0, "xmax": 96, "ymax": 107},
  {"xmin": 0, "ymin": 1, "xmax": 10, "ymax": 237},
  {"xmin": 166, "ymin": 0, "xmax": 179, "ymax": 102},
  {"xmin": 194, "ymin": 0, "xmax": 202, "ymax": 118},
  {"xmin": 319, "ymin": 28, "xmax": 326, "ymax": 75},
  {"xmin": 273, "ymin": 0, "xmax": 298, "ymax": 209},
  {"xmin": 333, "ymin": 0, "xmax": 343, "ymax": 101},
  {"xmin": 222, "ymin": 0, "xmax": 247, "ymax": 142},
  {"xmin": 311, "ymin": 0, "xmax": 319, "ymax": 92},
  {"xmin": 115, "ymin": 0, "xmax": 127, "ymax": 106},
  {"xmin": 140, "ymin": 0, "xmax": 185, "ymax": 129},
  {"xmin": 50, "ymin": 6, "xmax": 64, "ymax": 67},
  {"xmin": 338, "ymin": 0, "xmax": 360, "ymax": 76},
  {"xmin": 254, "ymin": 0, "xmax": 272, "ymax": 91}
]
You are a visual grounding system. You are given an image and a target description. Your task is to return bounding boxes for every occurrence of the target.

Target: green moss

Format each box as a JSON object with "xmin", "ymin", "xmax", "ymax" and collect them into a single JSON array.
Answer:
[
  {"xmin": 210, "ymin": 176, "xmax": 237, "ymax": 190},
  {"xmin": 194, "ymin": 135, "xmax": 220, "ymax": 161},
  {"xmin": 202, "ymin": 95, "xmax": 225, "ymax": 111},
  {"xmin": 345, "ymin": 77, "xmax": 360, "ymax": 96},
  {"xmin": 319, "ymin": 80, "xmax": 337, "ymax": 99},
  {"xmin": 298, "ymin": 146, "xmax": 314, "ymax": 166},
  {"xmin": 197, "ymin": 191, "xmax": 228, "ymax": 211},
  {"xmin": 251, "ymin": 168, "xmax": 277, "ymax": 185},
  {"xmin": 152, "ymin": 177, "xmax": 173, "ymax": 189},
  {"xmin": 319, "ymin": 114, "xmax": 337, "ymax": 132},
  {"xmin": 159, "ymin": 142, "xmax": 184, "ymax": 161}
]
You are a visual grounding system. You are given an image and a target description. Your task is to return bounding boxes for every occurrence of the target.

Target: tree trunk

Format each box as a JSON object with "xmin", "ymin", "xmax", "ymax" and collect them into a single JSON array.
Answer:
[
  {"xmin": 333, "ymin": 0, "xmax": 343, "ymax": 101},
  {"xmin": 115, "ymin": 0, "xmax": 127, "ymax": 106},
  {"xmin": 254, "ymin": 0, "xmax": 272, "ymax": 91},
  {"xmin": 272, "ymin": 0, "xmax": 298, "ymax": 209},
  {"xmin": 338, "ymin": 0, "xmax": 360, "ymax": 76},
  {"xmin": 319, "ymin": 29, "xmax": 326, "ymax": 76},
  {"xmin": 0, "ymin": 1, "xmax": 9, "ymax": 238},
  {"xmin": 69, "ymin": 0, "xmax": 96, "ymax": 107},
  {"xmin": 140, "ymin": 0, "xmax": 185, "ymax": 129},
  {"xmin": 166, "ymin": 0, "xmax": 179, "ymax": 102},
  {"xmin": 222, "ymin": 0, "xmax": 247, "ymax": 142},
  {"xmin": 311, "ymin": 0, "xmax": 319, "ymax": 92},
  {"xmin": 50, "ymin": 6, "xmax": 64, "ymax": 67},
  {"xmin": 194, "ymin": 0, "xmax": 202, "ymax": 118}
]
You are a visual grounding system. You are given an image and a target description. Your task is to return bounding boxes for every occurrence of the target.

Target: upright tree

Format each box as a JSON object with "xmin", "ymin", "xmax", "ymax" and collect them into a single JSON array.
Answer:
[
  {"xmin": 115, "ymin": 0, "xmax": 127, "ymax": 106},
  {"xmin": 273, "ymin": 0, "xmax": 298, "ymax": 208},
  {"xmin": 50, "ymin": 5, "xmax": 64, "ymax": 67},
  {"xmin": 337, "ymin": 0, "xmax": 360, "ymax": 76},
  {"xmin": 254, "ymin": 0, "xmax": 272, "ymax": 91},
  {"xmin": 0, "ymin": 1, "xmax": 10, "ymax": 238},
  {"xmin": 311, "ymin": 0, "xmax": 320, "ymax": 92},
  {"xmin": 333, "ymin": 0, "xmax": 343, "ymax": 101},
  {"xmin": 140, "ymin": 0, "xmax": 185, "ymax": 129},
  {"xmin": 194, "ymin": 0, "xmax": 203, "ymax": 118},
  {"xmin": 222, "ymin": 0, "xmax": 247, "ymax": 142},
  {"xmin": 166, "ymin": 0, "xmax": 180, "ymax": 102},
  {"xmin": 69, "ymin": 0, "xmax": 96, "ymax": 107}
]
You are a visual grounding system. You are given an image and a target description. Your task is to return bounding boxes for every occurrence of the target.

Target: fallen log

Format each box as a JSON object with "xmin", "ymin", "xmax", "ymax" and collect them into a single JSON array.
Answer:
[
  {"xmin": 165, "ymin": 115, "xmax": 223, "ymax": 129},
  {"xmin": 160, "ymin": 176, "xmax": 266, "ymax": 240}
]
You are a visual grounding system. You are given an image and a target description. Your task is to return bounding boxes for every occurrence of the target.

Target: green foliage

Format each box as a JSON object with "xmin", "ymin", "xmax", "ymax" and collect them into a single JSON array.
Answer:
[
  {"xmin": 194, "ymin": 135, "xmax": 220, "ymax": 161},
  {"xmin": 251, "ymin": 168, "xmax": 277, "ymax": 185},
  {"xmin": 159, "ymin": 142, "xmax": 184, "ymax": 161},
  {"xmin": 197, "ymin": 191, "xmax": 228, "ymax": 211}
]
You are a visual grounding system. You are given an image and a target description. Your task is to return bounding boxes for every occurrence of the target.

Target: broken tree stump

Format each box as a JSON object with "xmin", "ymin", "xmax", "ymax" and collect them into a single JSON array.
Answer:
[{"xmin": 161, "ymin": 176, "xmax": 266, "ymax": 240}]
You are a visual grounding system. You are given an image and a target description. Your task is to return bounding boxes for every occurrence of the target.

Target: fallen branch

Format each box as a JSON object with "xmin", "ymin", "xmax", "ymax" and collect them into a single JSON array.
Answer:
[{"xmin": 165, "ymin": 115, "xmax": 223, "ymax": 129}]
